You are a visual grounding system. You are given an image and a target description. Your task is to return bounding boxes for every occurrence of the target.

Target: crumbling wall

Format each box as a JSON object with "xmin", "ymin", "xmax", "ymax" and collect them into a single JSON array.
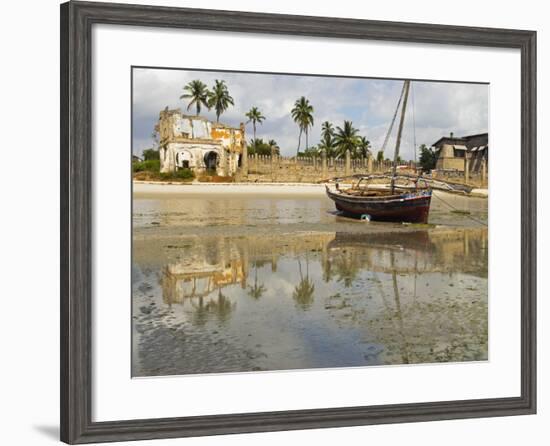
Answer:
[
  {"xmin": 242, "ymin": 154, "xmax": 409, "ymax": 183},
  {"xmin": 157, "ymin": 109, "xmax": 245, "ymax": 176}
]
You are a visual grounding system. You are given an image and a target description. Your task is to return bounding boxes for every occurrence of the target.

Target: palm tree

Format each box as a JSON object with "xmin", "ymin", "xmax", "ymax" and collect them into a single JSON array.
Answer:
[
  {"xmin": 291, "ymin": 97, "xmax": 314, "ymax": 156},
  {"xmin": 319, "ymin": 121, "xmax": 335, "ymax": 156},
  {"xmin": 207, "ymin": 80, "xmax": 234, "ymax": 122},
  {"xmin": 245, "ymin": 107, "xmax": 266, "ymax": 150},
  {"xmin": 180, "ymin": 80, "xmax": 210, "ymax": 116},
  {"xmin": 334, "ymin": 120, "xmax": 360, "ymax": 158},
  {"xmin": 268, "ymin": 139, "xmax": 280, "ymax": 155},
  {"xmin": 356, "ymin": 136, "xmax": 372, "ymax": 158}
]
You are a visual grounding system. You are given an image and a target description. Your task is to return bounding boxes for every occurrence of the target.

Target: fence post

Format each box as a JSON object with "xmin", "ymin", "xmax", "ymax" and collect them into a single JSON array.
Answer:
[
  {"xmin": 270, "ymin": 151, "xmax": 275, "ymax": 182},
  {"xmin": 345, "ymin": 149, "xmax": 351, "ymax": 176},
  {"xmin": 464, "ymin": 156, "xmax": 470, "ymax": 183},
  {"xmin": 241, "ymin": 136, "xmax": 248, "ymax": 178},
  {"xmin": 481, "ymin": 158, "xmax": 487, "ymax": 185},
  {"xmin": 367, "ymin": 154, "xmax": 373, "ymax": 173},
  {"xmin": 322, "ymin": 149, "xmax": 327, "ymax": 179}
]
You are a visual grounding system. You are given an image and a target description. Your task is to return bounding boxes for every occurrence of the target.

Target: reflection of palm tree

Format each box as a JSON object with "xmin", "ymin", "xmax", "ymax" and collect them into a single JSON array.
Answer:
[
  {"xmin": 191, "ymin": 296, "xmax": 209, "ymax": 327},
  {"xmin": 190, "ymin": 290, "xmax": 235, "ymax": 326},
  {"xmin": 322, "ymin": 261, "xmax": 332, "ymax": 283},
  {"xmin": 335, "ymin": 263, "xmax": 359, "ymax": 288},
  {"xmin": 331, "ymin": 249, "xmax": 360, "ymax": 287},
  {"xmin": 390, "ymin": 257, "xmax": 410, "ymax": 364},
  {"xmin": 248, "ymin": 262, "xmax": 266, "ymax": 300},
  {"xmin": 293, "ymin": 256, "xmax": 315, "ymax": 310},
  {"xmin": 211, "ymin": 289, "xmax": 234, "ymax": 323}
]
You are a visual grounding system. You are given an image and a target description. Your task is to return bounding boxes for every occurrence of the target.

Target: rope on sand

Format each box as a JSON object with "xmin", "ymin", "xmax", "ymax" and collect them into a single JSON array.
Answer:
[{"xmin": 432, "ymin": 192, "xmax": 488, "ymax": 227}]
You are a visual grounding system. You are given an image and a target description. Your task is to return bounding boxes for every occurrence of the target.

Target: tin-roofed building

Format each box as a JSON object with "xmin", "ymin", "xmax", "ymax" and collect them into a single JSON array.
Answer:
[{"xmin": 432, "ymin": 133, "xmax": 488, "ymax": 173}]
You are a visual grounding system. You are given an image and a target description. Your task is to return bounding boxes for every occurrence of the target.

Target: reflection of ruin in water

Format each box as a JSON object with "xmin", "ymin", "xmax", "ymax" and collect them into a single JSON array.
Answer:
[
  {"xmin": 140, "ymin": 228, "xmax": 487, "ymax": 369},
  {"xmin": 159, "ymin": 228, "xmax": 488, "ymax": 303}
]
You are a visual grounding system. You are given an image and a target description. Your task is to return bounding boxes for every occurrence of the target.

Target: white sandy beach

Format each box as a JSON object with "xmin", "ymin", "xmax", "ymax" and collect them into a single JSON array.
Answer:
[
  {"xmin": 133, "ymin": 181, "xmax": 327, "ymax": 196},
  {"xmin": 133, "ymin": 181, "xmax": 488, "ymax": 199}
]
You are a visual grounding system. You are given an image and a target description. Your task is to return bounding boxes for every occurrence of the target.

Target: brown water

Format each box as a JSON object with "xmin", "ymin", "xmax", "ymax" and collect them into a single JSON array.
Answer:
[{"xmin": 132, "ymin": 190, "xmax": 488, "ymax": 376}]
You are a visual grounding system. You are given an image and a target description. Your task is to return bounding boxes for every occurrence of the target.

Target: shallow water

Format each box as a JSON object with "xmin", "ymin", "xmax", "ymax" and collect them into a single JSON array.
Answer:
[{"xmin": 132, "ymin": 191, "xmax": 488, "ymax": 376}]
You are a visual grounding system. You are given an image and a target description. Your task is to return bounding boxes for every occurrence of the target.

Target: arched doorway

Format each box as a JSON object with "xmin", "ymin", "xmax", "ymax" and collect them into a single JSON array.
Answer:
[
  {"xmin": 204, "ymin": 151, "xmax": 218, "ymax": 171},
  {"xmin": 176, "ymin": 150, "xmax": 192, "ymax": 169}
]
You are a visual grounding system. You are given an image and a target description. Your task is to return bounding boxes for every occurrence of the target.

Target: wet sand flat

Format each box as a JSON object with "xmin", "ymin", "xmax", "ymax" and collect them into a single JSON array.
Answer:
[{"xmin": 132, "ymin": 183, "xmax": 488, "ymax": 376}]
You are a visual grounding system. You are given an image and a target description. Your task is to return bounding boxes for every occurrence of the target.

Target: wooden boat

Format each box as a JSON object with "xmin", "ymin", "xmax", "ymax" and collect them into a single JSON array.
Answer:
[
  {"xmin": 326, "ymin": 185, "xmax": 432, "ymax": 223},
  {"xmin": 326, "ymin": 79, "xmax": 432, "ymax": 224}
]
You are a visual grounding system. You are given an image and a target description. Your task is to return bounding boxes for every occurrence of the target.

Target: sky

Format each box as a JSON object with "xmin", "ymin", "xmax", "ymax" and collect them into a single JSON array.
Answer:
[{"xmin": 132, "ymin": 67, "xmax": 488, "ymax": 160}]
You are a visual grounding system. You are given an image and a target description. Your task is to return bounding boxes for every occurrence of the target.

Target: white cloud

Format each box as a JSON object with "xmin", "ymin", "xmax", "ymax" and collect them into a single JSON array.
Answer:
[{"xmin": 133, "ymin": 68, "xmax": 488, "ymax": 159}]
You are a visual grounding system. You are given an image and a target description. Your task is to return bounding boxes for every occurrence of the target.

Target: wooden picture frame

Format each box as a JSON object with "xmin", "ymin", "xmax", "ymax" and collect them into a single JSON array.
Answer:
[{"xmin": 60, "ymin": 1, "xmax": 536, "ymax": 443}]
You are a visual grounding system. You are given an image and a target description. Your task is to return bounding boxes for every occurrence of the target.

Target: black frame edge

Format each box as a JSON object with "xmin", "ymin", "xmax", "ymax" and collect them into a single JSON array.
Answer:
[
  {"xmin": 61, "ymin": 1, "xmax": 94, "ymax": 442},
  {"xmin": 60, "ymin": 1, "xmax": 537, "ymax": 443},
  {"xmin": 60, "ymin": 1, "xmax": 70, "ymax": 442},
  {"xmin": 520, "ymin": 29, "xmax": 537, "ymax": 416}
]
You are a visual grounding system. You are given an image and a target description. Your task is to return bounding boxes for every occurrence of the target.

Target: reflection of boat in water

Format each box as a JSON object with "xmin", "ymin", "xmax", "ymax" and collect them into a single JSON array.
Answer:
[
  {"xmin": 326, "ymin": 228, "xmax": 487, "ymax": 276},
  {"xmin": 328, "ymin": 230, "xmax": 433, "ymax": 252},
  {"xmin": 326, "ymin": 79, "xmax": 432, "ymax": 224}
]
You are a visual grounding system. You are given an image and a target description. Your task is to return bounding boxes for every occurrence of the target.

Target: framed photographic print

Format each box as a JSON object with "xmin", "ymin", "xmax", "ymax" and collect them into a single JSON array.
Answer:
[{"xmin": 60, "ymin": 1, "xmax": 536, "ymax": 443}]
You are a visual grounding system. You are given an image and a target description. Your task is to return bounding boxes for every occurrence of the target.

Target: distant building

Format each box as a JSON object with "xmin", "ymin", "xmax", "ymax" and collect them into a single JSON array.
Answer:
[
  {"xmin": 432, "ymin": 133, "xmax": 488, "ymax": 173},
  {"xmin": 156, "ymin": 109, "xmax": 247, "ymax": 176},
  {"xmin": 132, "ymin": 155, "xmax": 142, "ymax": 162}
]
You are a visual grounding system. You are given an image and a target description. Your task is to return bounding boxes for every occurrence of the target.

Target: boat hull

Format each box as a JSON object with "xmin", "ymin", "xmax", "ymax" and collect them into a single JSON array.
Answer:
[{"xmin": 326, "ymin": 188, "xmax": 432, "ymax": 224}]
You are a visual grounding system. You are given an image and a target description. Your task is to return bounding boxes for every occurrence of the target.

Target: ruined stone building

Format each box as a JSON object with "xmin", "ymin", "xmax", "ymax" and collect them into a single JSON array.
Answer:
[
  {"xmin": 156, "ymin": 109, "xmax": 247, "ymax": 176},
  {"xmin": 432, "ymin": 133, "xmax": 488, "ymax": 173}
]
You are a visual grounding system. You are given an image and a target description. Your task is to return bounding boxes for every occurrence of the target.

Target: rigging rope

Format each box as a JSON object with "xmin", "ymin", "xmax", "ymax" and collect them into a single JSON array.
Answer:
[
  {"xmin": 411, "ymin": 82, "xmax": 417, "ymax": 164},
  {"xmin": 380, "ymin": 82, "xmax": 406, "ymax": 154},
  {"xmin": 431, "ymin": 192, "xmax": 488, "ymax": 226}
]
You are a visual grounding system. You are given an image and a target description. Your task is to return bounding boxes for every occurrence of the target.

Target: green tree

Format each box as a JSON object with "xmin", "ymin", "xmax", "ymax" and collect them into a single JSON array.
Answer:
[
  {"xmin": 376, "ymin": 150, "xmax": 385, "ymax": 162},
  {"xmin": 319, "ymin": 121, "xmax": 336, "ymax": 156},
  {"xmin": 291, "ymin": 96, "xmax": 314, "ymax": 156},
  {"xmin": 180, "ymin": 80, "xmax": 210, "ymax": 116},
  {"xmin": 207, "ymin": 79, "xmax": 234, "ymax": 122},
  {"xmin": 418, "ymin": 144, "xmax": 437, "ymax": 171},
  {"xmin": 142, "ymin": 148, "xmax": 159, "ymax": 161},
  {"xmin": 268, "ymin": 139, "xmax": 280, "ymax": 155},
  {"xmin": 302, "ymin": 145, "xmax": 320, "ymax": 157},
  {"xmin": 356, "ymin": 136, "xmax": 372, "ymax": 159},
  {"xmin": 248, "ymin": 138, "xmax": 276, "ymax": 156},
  {"xmin": 245, "ymin": 107, "xmax": 266, "ymax": 144},
  {"xmin": 334, "ymin": 120, "xmax": 360, "ymax": 158}
]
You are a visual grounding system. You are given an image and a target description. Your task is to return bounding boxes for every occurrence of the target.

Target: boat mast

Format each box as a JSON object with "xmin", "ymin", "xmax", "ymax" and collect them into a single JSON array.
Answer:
[{"xmin": 391, "ymin": 80, "xmax": 411, "ymax": 193}]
